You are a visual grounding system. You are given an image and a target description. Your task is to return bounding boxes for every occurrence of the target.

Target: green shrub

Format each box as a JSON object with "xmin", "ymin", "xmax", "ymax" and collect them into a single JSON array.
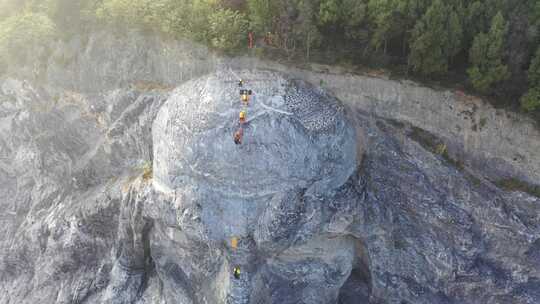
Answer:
[
  {"xmin": 521, "ymin": 89, "xmax": 540, "ymax": 112},
  {"xmin": 496, "ymin": 178, "xmax": 540, "ymax": 198}
]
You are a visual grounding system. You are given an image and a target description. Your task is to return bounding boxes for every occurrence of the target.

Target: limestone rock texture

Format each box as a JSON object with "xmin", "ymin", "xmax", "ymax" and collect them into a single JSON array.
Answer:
[
  {"xmin": 0, "ymin": 32, "xmax": 539, "ymax": 304},
  {"xmin": 148, "ymin": 71, "xmax": 359, "ymax": 304}
]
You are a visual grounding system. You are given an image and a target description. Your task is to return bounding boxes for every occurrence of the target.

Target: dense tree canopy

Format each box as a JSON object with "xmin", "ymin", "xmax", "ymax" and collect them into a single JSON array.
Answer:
[
  {"xmin": 467, "ymin": 12, "xmax": 509, "ymax": 93},
  {"xmin": 247, "ymin": 0, "xmax": 271, "ymax": 31},
  {"xmin": 0, "ymin": 0, "xmax": 539, "ymax": 117},
  {"xmin": 208, "ymin": 8, "xmax": 249, "ymax": 51},
  {"xmin": 408, "ymin": 0, "xmax": 462, "ymax": 75}
]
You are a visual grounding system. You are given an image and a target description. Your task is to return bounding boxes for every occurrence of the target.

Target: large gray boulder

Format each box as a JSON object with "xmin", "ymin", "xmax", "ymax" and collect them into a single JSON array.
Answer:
[
  {"xmin": 152, "ymin": 70, "xmax": 357, "ymax": 197},
  {"xmin": 148, "ymin": 70, "xmax": 360, "ymax": 304}
]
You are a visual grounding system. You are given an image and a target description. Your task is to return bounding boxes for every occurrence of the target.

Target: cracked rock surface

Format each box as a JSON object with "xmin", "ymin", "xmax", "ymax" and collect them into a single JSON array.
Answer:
[{"xmin": 0, "ymin": 70, "xmax": 539, "ymax": 304}]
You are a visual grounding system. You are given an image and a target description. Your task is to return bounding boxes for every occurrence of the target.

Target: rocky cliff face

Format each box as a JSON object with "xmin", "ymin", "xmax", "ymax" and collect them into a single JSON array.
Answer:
[
  {"xmin": 0, "ymin": 32, "xmax": 539, "ymax": 304},
  {"xmin": 17, "ymin": 30, "xmax": 539, "ymax": 189}
]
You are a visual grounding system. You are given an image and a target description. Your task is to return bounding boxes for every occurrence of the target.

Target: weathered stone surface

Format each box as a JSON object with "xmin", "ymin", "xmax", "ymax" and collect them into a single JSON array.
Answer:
[
  {"xmin": 0, "ymin": 32, "xmax": 539, "ymax": 304},
  {"xmin": 152, "ymin": 71, "xmax": 356, "ymax": 197},
  {"xmin": 352, "ymin": 116, "xmax": 540, "ymax": 304},
  {"xmin": 0, "ymin": 78, "xmax": 166, "ymax": 304}
]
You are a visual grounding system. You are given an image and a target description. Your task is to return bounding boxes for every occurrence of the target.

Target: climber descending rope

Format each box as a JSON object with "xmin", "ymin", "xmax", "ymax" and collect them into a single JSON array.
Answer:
[
  {"xmin": 232, "ymin": 72, "xmax": 294, "ymax": 145},
  {"xmin": 230, "ymin": 237, "xmax": 241, "ymax": 279},
  {"xmin": 233, "ymin": 127, "xmax": 243, "ymax": 145},
  {"xmin": 234, "ymin": 88, "xmax": 251, "ymax": 145},
  {"xmin": 224, "ymin": 43, "xmax": 298, "ymax": 147}
]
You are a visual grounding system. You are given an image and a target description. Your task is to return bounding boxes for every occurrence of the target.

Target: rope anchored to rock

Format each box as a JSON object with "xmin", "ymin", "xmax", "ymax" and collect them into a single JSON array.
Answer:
[{"xmin": 229, "ymin": 69, "xmax": 292, "ymax": 146}]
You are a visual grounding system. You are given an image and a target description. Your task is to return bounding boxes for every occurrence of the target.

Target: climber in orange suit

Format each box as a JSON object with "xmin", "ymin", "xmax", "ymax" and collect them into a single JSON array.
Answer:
[{"xmin": 234, "ymin": 127, "xmax": 243, "ymax": 145}]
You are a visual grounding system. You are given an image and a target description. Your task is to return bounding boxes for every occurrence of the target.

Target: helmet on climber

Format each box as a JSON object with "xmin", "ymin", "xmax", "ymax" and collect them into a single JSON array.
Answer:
[
  {"xmin": 239, "ymin": 111, "xmax": 246, "ymax": 124},
  {"xmin": 233, "ymin": 266, "xmax": 241, "ymax": 279}
]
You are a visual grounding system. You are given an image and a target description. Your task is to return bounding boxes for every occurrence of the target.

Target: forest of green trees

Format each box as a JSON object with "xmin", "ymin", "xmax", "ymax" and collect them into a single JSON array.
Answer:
[{"xmin": 1, "ymin": 0, "xmax": 540, "ymax": 117}]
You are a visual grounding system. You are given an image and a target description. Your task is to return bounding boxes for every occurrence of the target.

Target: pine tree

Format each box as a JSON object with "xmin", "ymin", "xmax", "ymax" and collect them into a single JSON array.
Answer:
[
  {"xmin": 341, "ymin": 0, "xmax": 366, "ymax": 39},
  {"xmin": 318, "ymin": 0, "xmax": 366, "ymax": 40},
  {"xmin": 521, "ymin": 47, "xmax": 540, "ymax": 112},
  {"xmin": 294, "ymin": 0, "xmax": 321, "ymax": 60},
  {"xmin": 367, "ymin": 0, "xmax": 396, "ymax": 53},
  {"xmin": 367, "ymin": 0, "xmax": 431, "ymax": 55},
  {"xmin": 447, "ymin": 8, "xmax": 463, "ymax": 59},
  {"xmin": 467, "ymin": 12, "xmax": 509, "ymax": 93},
  {"xmin": 247, "ymin": 0, "xmax": 279, "ymax": 33},
  {"xmin": 408, "ymin": 0, "xmax": 463, "ymax": 75}
]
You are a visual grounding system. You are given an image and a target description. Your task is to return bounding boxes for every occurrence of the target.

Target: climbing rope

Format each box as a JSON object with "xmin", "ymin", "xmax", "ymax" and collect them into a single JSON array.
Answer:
[{"xmin": 228, "ymin": 68, "xmax": 293, "ymax": 116}]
